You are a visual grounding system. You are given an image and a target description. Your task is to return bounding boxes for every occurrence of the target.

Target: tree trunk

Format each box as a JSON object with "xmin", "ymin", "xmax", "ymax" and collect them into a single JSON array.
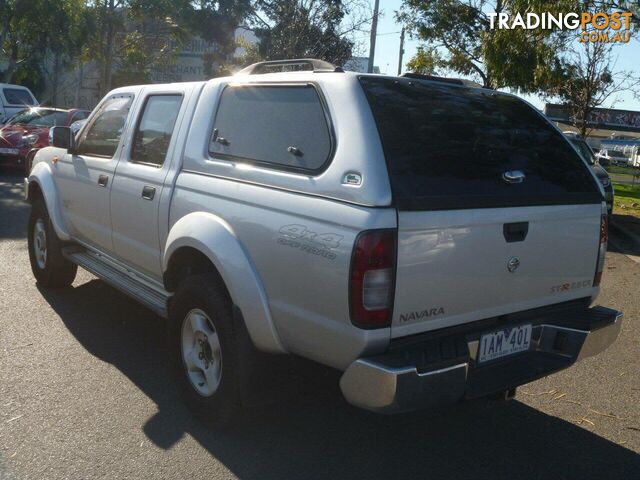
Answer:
[
  {"xmin": 52, "ymin": 52, "xmax": 60, "ymax": 106},
  {"xmin": 4, "ymin": 43, "xmax": 19, "ymax": 83},
  {"xmin": 98, "ymin": 0, "xmax": 116, "ymax": 97}
]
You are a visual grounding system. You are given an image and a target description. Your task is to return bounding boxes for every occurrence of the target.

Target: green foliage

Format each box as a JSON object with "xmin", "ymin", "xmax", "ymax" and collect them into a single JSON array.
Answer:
[
  {"xmin": 398, "ymin": 0, "xmax": 578, "ymax": 91},
  {"xmin": 0, "ymin": 0, "xmax": 88, "ymax": 91},
  {"xmin": 405, "ymin": 46, "xmax": 443, "ymax": 75},
  {"xmin": 251, "ymin": 0, "xmax": 354, "ymax": 65},
  {"xmin": 548, "ymin": 39, "xmax": 640, "ymax": 137}
]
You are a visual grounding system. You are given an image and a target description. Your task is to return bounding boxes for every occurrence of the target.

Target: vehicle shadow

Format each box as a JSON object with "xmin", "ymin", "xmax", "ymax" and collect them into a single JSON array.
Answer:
[
  {"xmin": 609, "ymin": 214, "xmax": 640, "ymax": 257},
  {"xmin": 38, "ymin": 280, "xmax": 640, "ymax": 480},
  {"xmin": 0, "ymin": 170, "xmax": 29, "ymax": 239}
]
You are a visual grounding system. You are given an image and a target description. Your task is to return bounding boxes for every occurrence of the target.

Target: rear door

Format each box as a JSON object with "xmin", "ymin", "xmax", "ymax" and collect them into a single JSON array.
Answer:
[
  {"xmin": 359, "ymin": 77, "xmax": 604, "ymax": 338},
  {"xmin": 110, "ymin": 91, "xmax": 186, "ymax": 279}
]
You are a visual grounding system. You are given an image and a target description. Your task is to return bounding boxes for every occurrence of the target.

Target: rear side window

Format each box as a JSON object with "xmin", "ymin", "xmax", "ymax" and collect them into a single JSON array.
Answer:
[
  {"xmin": 209, "ymin": 85, "xmax": 332, "ymax": 173},
  {"xmin": 3, "ymin": 88, "xmax": 35, "ymax": 106},
  {"xmin": 131, "ymin": 94, "xmax": 183, "ymax": 166},
  {"xmin": 359, "ymin": 77, "xmax": 600, "ymax": 210}
]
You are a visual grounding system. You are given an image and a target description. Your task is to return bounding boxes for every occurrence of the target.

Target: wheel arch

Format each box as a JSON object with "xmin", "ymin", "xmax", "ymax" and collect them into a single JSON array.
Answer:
[
  {"xmin": 26, "ymin": 161, "xmax": 71, "ymax": 241},
  {"xmin": 163, "ymin": 212, "xmax": 286, "ymax": 354}
]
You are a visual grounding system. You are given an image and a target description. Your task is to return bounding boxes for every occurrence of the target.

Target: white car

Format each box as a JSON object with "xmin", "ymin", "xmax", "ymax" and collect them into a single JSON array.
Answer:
[
  {"xmin": 0, "ymin": 83, "xmax": 38, "ymax": 124},
  {"xmin": 24, "ymin": 60, "xmax": 623, "ymax": 425},
  {"xmin": 597, "ymin": 149, "xmax": 629, "ymax": 166}
]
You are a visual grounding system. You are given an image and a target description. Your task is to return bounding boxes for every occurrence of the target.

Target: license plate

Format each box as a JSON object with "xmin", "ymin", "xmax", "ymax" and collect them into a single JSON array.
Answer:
[
  {"xmin": 0, "ymin": 147, "xmax": 19, "ymax": 155},
  {"xmin": 478, "ymin": 324, "xmax": 532, "ymax": 363}
]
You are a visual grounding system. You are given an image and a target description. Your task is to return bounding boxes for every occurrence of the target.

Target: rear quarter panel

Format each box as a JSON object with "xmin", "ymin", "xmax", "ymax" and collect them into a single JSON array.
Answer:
[{"xmin": 170, "ymin": 172, "xmax": 395, "ymax": 370}]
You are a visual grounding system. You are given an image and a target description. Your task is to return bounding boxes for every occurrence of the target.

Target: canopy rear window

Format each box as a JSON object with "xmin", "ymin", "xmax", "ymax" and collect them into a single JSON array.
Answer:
[{"xmin": 359, "ymin": 77, "xmax": 601, "ymax": 210}]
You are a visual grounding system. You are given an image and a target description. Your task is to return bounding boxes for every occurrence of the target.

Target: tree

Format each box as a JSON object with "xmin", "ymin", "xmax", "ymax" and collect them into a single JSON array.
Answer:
[
  {"xmin": 180, "ymin": 0, "xmax": 254, "ymax": 76},
  {"xmin": 45, "ymin": 0, "xmax": 91, "ymax": 104},
  {"xmin": 247, "ymin": 0, "xmax": 370, "ymax": 66},
  {"xmin": 0, "ymin": 0, "xmax": 86, "ymax": 93},
  {"xmin": 595, "ymin": 1, "xmax": 639, "ymax": 28},
  {"xmin": 397, "ymin": 0, "xmax": 576, "ymax": 90},
  {"xmin": 86, "ymin": 0, "xmax": 254, "ymax": 94},
  {"xmin": 549, "ymin": 40, "xmax": 640, "ymax": 137},
  {"xmin": 405, "ymin": 46, "xmax": 442, "ymax": 75}
]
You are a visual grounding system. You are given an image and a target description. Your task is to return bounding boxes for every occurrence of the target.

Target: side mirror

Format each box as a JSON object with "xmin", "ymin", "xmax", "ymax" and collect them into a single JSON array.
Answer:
[{"xmin": 49, "ymin": 126, "xmax": 74, "ymax": 151}]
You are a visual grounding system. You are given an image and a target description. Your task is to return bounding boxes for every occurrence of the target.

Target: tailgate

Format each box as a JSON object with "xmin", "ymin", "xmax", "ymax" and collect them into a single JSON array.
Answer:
[
  {"xmin": 358, "ymin": 76, "xmax": 605, "ymax": 338},
  {"xmin": 392, "ymin": 204, "xmax": 601, "ymax": 337}
]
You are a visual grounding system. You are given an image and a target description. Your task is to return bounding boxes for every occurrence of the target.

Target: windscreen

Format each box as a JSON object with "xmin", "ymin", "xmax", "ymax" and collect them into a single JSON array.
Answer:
[
  {"xmin": 8, "ymin": 109, "xmax": 67, "ymax": 127},
  {"xmin": 359, "ymin": 76, "xmax": 601, "ymax": 210},
  {"xmin": 3, "ymin": 88, "xmax": 35, "ymax": 106}
]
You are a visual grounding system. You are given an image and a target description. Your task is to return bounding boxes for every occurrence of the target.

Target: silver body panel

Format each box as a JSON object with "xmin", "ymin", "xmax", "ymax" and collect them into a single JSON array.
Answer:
[
  {"xmin": 392, "ymin": 204, "xmax": 602, "ymax": 338},
  {"xmin": 169, "ymin": 171, "xmax": 395, "ymax": 368}
]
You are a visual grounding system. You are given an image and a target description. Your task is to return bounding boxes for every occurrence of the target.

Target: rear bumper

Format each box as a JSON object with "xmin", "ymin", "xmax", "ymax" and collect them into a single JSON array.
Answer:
[{"xmin": 340, "ymin": 305, "xmax": 622, "ymax": 413}]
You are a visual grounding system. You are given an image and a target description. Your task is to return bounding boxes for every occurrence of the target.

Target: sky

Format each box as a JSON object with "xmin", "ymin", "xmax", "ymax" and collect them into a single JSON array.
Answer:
[{"xmin": 359, "ymin": 0, "xmax": 640, "ymax": 112}]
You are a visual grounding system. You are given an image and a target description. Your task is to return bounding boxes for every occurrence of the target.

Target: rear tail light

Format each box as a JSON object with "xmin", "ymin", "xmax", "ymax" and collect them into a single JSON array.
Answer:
[
  {"xmin": 593, "ymin": 214, "xmax": 608, "ymax": 287},
  {"xmin": 350, "ymin": 229, "xmax": 396, "ymax": 328}
]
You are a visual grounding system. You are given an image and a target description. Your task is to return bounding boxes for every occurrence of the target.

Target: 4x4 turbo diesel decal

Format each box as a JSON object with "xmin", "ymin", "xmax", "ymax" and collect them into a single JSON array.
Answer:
[{"xmin": 277, "ymin": 224, "xmax": 343, "ymax": 260}]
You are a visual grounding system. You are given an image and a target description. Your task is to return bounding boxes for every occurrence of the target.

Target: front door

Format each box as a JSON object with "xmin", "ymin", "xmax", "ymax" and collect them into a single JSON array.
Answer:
[
  {"xmin": 55, "ymin": 94, "xmax": 134, "ymax": 252},
  {"xmin": 110, "ymin": 93, "xmax": 185, "ymax": 280}
]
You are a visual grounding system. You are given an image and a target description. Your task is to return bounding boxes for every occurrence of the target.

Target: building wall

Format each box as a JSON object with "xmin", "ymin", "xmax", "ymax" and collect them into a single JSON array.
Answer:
[{"xmin": 39, "ymin": 28, "xmax": 258, "ymax": 111}]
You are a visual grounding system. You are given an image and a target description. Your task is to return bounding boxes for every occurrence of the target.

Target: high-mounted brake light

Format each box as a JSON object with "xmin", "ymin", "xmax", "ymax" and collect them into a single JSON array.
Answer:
[
  {"xmin": 350, "ymin": 229, "xmax": 396, "ymax": 328},
  {"xmin": 593, "ymin": 214, "xmax": 608, "ymax": 287}
]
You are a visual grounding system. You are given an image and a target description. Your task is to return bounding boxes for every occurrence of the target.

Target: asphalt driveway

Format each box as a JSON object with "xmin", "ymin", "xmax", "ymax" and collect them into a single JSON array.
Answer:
[{"xmin": 1, "ymin": 170, "xmax": 638, "ymax": 479}]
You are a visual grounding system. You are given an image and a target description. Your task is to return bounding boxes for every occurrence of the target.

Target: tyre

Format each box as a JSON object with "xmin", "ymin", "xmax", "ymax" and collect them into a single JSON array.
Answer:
[
  {"xmin": 24, "ymin": 151, "xmax": 36, "ymax": 176},
  {"xmin": 27, "ymin": 198, "xmax": 77, "ymax": 287},
  {"xmin": 168, "ymin": 273, "xmax": 241, "ymax": 427}
]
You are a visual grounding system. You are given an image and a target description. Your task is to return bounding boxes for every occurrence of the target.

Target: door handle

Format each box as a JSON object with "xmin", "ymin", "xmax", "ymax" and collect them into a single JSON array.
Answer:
[
  {"xmin": 98, "ymin": 174, "xmax": 109, "ymax": 187},
  {"xmin": 141, "ymin": 185, "xmax": 156, "ymax": 200},
  {"xmin": 503, "ymin": 222, "xmax": 529, "ymax": 243}
]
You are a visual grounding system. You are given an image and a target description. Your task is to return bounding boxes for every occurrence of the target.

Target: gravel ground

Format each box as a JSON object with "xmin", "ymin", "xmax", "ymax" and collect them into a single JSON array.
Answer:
[{"xmin": 0, "ymin": 170, "xmax": 638, "ymax": 479}]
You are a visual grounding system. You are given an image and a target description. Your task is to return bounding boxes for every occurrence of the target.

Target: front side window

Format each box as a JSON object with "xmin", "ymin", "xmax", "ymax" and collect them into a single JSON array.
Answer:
[
  {"xmin": 3, "ymin": 88, "xmax": 35, "ymax": 106},
  {"xmin": 209, "ymin": 85, "xmax": 332, "ymax": 173},
  {"xmin": 76, "ymin": 96, "xmax": 132, "ymax": 158},
  {"xmin": 71, "ymin": 111, "xmax": 89, "ymax": 123},
  {"xmin": 130, "ymin": 95, "xmax": 183, "ymax": 166}
]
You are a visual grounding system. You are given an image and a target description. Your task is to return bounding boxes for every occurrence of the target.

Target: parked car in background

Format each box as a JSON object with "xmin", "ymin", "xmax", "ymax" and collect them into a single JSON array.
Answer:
[
  {"xmin": 0, "ymin": 107, "xmax": 90, "ymax": 174},
  {"xmin": 0, "ymin": 83, "xmax": 38, "ymax": 124},
  {"xmin": 597, "ymin": 148, "xmax": 629, "ymax": 166},
  {"xmin": 70, "ymin": 118, "xmax": 88, "ymax": 136},
  {"xmin": 568, "ymin": 136, "xmax": 614, "ymax": 216}
]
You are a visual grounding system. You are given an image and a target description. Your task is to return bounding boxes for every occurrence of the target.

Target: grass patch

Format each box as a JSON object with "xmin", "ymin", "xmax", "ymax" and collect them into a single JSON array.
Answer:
[
  {"xmin": 605, "ymin": 165, "xmax": 640, "ymax": 176},
  {"xmin": 613, "ymin": 182, "xmax": 640, "ymax": 217}
]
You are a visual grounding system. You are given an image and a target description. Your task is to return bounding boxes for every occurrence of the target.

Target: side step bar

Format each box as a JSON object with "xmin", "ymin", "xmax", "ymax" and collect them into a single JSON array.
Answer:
[{"xmin": 62, "ymin": 247, "xmax": 170, "ymax": 318}]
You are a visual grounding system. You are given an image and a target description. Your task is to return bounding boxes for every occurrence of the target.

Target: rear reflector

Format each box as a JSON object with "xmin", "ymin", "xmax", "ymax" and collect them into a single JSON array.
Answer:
[
  {"xmin": 593, "ymin": 214, "xmax": 608, "ymax": 287},
  {"xmin": 350, "ymin": 229, "xmax": 396, "ymax": 328}
]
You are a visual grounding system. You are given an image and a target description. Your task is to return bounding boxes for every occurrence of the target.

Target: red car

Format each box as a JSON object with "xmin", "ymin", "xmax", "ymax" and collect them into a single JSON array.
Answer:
[{"xmin": 0, "ymin": 107, "xmax": 90, "ymax": 174}]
